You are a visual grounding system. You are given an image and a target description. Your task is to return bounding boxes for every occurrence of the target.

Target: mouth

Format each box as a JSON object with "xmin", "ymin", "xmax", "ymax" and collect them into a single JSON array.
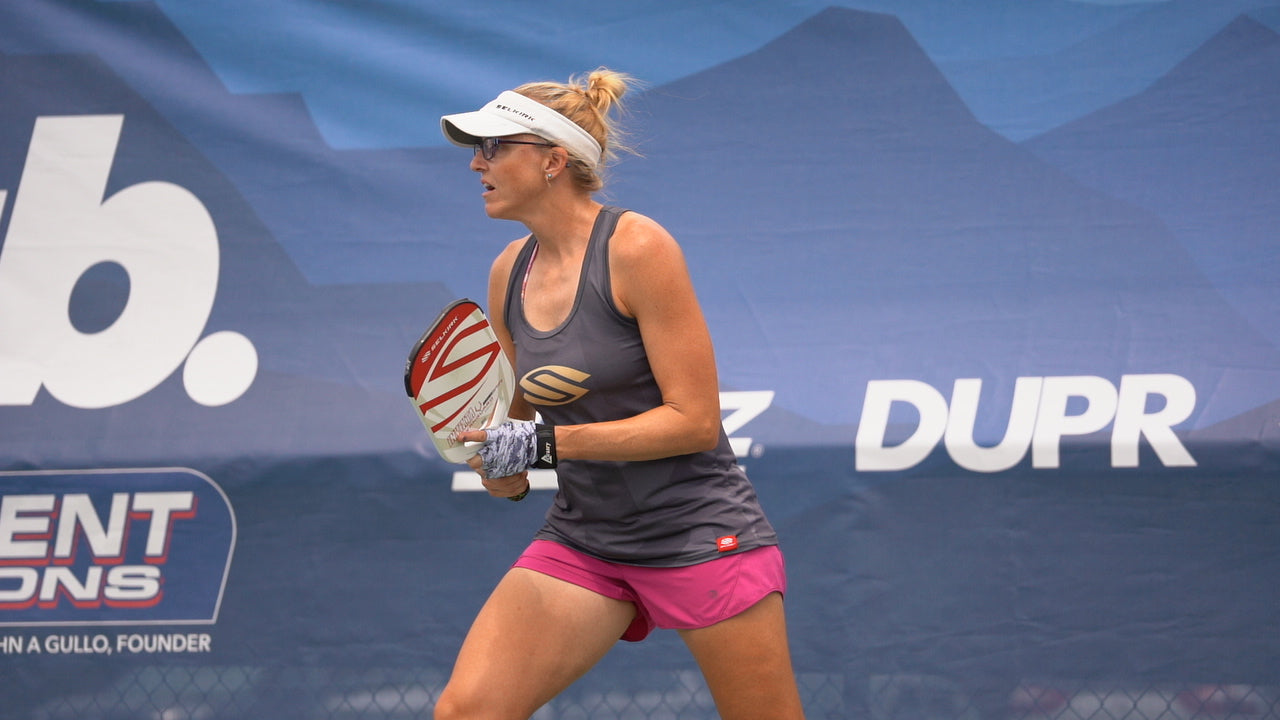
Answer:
[{"xmin": 481, "ymin": 180, "xmax": 495, "ymax": 193}]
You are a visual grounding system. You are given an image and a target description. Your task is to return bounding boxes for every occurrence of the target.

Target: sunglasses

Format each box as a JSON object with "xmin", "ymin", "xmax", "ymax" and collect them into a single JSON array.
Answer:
[{"xmin": 473, "ymin": 137, "xmax": 556, "ymax": 161}]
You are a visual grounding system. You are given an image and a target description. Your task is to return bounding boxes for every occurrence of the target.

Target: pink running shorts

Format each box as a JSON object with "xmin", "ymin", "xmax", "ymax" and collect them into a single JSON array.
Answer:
[{"xmin": 512, "ymin": 539, "xmax": 787, "ymax": 642}]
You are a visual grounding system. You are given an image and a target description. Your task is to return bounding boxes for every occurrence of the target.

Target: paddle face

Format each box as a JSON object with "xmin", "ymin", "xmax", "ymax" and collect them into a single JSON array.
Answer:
[{"xmin": 405, "ymin": 299, "xmax": 515, "ymax": 464}]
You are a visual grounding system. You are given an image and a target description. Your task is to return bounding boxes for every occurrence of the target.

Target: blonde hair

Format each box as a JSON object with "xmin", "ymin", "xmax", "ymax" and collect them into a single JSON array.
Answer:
[{"xmin": 515, "ymin": 67, "xmax": 635, "ymax": 192}]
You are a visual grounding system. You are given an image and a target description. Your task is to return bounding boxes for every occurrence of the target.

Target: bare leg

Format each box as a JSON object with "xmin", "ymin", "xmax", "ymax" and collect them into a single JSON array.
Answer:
[
  {"xmin": 434, "ymin": 567, "xmax": 637, "ymax": 720},
  {"xmin": 678, "ymin": 592, "xmax": 806, "ymax": 720}
]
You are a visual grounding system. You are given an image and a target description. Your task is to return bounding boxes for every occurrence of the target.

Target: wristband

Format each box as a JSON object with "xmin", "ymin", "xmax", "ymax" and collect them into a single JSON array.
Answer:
[{"xmin": 531, "ymin": 423, "xmax": 558, "ymax": 469}]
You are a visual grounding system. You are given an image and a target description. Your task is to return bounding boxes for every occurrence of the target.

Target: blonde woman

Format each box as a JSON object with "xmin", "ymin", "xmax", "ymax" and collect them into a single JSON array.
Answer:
[{"xmin": 435, "ymin": 68, "xmax": 806, "ymax": 720}]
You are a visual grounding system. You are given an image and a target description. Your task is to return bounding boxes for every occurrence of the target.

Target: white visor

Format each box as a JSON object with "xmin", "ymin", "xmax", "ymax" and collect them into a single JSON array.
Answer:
[{"xmin": 440, "ymin": 91, "xmax": 603, "ymax": 169}]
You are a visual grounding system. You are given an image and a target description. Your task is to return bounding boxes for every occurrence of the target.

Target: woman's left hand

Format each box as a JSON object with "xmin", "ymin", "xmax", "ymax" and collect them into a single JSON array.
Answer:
[{"xmin": 459, "ymin": 423, "xmax": 535, "ymax": 500}]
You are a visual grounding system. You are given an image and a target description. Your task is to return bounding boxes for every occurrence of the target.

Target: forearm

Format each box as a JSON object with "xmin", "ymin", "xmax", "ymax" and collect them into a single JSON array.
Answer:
[{"xmin": 550, "ymin": 403, "xmax": 720, "ymax": 462}]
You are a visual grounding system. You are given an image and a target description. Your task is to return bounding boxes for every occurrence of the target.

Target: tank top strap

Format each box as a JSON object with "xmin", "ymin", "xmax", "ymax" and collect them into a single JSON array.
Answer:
[
  {"xmin": 503, "ymin": 235, "xmax": 538, "ymax": 332},
  {"xmin": 581, "ymin": 206, "xmax": 628, "ymax": 308}
]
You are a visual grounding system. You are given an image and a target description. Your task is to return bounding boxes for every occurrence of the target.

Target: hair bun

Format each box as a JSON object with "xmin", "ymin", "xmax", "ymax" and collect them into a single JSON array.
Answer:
[{"xmin": 583, "ymin": 68, "xmax": 629, "ymax": 113}]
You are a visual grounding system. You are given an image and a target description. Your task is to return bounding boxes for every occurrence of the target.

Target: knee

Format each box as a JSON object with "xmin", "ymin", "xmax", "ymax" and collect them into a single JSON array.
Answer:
[
  {"xmin": 432, "ymin": 686, "xmax": 468, "ymax": 720},
  {"xmin": 433, "ymin": 685, "xmax": 506, "ymax": 720}
]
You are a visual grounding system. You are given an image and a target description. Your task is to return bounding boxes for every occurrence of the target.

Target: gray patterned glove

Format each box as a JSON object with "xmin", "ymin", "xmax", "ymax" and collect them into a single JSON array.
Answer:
[{"xmin": 477, "ymin": 420, "xmax": 537, "ymax": 479}]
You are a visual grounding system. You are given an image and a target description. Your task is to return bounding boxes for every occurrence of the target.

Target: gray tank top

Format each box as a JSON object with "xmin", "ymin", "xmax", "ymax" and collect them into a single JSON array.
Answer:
[{"xmin": 504, "ymin": 206, "xmax": 778, "ymax": 567}]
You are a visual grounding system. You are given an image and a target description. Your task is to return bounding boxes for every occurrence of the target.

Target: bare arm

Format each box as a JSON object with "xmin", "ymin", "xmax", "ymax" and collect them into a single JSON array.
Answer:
[
  {"xmin": 485, "ymin": 237, "xmax": 536, "ymax": 423},
  {"xmin": 457, "ymin": 238, "xmax": 537, "ymax": 498},
  {"xmin": 553, "ymin": 213, "xmax": 722, "ymax": 461}
]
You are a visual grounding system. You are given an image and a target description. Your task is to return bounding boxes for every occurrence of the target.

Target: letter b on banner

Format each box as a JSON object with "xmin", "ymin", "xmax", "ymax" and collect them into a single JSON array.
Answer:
[{"xmin": 0, "ymin": 115, "xmax": 253, "ymax": 408}]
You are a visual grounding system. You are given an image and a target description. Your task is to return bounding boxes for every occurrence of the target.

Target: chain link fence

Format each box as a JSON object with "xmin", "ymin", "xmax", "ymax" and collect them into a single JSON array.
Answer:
[{"xmin": 20, "ymin": 663, "xmax": 1279, "ymax": 720}]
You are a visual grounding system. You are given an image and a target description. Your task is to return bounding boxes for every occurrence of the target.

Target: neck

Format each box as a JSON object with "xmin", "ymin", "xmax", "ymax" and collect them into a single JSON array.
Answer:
[{"xmin": 523, "ymin": 194, "xmax": 602, "ymax": 258}]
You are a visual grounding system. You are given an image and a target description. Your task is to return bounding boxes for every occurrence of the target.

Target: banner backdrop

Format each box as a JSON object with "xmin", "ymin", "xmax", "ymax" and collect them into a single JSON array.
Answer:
[{"xmin": 2, "ymin": 1, "xmax": 1279, "ymax": 718}]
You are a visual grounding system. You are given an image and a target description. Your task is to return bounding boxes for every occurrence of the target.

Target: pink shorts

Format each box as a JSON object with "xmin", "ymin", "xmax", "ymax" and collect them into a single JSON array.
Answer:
[{"xmin": 513, "ymin": 539, "xmax": 786, "ymax": 642}]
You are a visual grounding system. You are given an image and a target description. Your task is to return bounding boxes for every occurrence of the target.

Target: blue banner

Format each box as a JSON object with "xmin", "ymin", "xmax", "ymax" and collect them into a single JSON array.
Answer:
[{"xmin": 1, "ymin": 1, "xmax": 1278, "ymax": 718}]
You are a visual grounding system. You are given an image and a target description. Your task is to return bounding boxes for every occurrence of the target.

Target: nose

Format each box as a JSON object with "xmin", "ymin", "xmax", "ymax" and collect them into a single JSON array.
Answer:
[{"xmin": 470, "ymin": 150, "xmax": 486, "ymax": 172}]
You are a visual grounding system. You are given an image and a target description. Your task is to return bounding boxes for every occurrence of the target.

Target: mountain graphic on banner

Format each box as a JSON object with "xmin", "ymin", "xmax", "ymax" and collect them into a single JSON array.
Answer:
[
  {"xmin": 0, "ymin": 3, "xmax": 1276, "ymax": 460},
  {"xmin": 1027, "ymin": 15, "xmax": 1280, "ymax": 353},
  {"xmin": 611, "ymin": 7, "xmax": 1280, "ymax": 431},
  {"xmin": 939, "ymin": 0, "xmax": 1280, "ymax": 139}
]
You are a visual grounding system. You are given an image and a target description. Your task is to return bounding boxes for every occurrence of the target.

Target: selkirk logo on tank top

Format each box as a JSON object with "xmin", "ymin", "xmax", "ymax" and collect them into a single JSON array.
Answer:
[{"xmin": 520, "ymin": 365, "xmax": 591, "ymax": 406}]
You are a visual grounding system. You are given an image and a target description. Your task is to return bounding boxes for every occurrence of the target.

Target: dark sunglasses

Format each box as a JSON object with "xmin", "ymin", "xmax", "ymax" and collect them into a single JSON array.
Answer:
[{"xmin": 474, "ymin": 137, "xmax": 556, "ymax": 161}]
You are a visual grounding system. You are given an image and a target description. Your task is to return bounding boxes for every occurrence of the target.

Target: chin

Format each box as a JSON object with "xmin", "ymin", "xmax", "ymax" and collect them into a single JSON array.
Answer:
[{"xmin": 483, "ymin": 200, "xmax": 521, "ymax": 222}]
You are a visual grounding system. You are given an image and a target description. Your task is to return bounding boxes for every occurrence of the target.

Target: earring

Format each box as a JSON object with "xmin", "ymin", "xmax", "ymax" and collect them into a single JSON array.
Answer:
[{"xmin": 546, "ymin": 173, "xmax": 554, "ymax": 180}]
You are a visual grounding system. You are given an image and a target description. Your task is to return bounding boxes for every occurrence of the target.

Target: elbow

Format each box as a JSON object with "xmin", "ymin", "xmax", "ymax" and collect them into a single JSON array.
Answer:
[
  {"xmin": 662, "ymin": 401, "xmax": 722, "ymax": 455},
  {"xmin": 688, "ymin": 416, "xmax": 721, "ymax": 454}
]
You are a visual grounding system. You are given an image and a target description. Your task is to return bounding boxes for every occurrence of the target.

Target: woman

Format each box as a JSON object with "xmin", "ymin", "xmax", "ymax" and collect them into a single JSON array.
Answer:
[{"xmin": 434, "ymin": 68, "xmax": 806, "ymax": 720}]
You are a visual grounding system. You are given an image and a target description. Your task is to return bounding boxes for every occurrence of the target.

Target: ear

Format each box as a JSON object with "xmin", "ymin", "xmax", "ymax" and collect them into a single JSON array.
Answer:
[{"xmin": 544, "ymin": 147, "xmax": 570, "ymax": 175}]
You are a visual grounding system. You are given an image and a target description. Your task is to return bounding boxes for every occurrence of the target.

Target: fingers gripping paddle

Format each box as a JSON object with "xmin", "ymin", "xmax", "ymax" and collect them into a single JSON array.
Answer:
[
  {"xmin": 405, "ymin": 299, "xmax": 531, "ymax": 501},
  {"xmin": 405, "ymin": 299, "xmax": 518, "ymax": 461}
]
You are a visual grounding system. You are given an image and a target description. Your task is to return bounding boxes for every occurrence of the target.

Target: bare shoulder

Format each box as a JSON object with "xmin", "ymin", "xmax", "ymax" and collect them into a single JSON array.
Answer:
[
  {"xmin": 611, "ymin": 211, "xmax": 683, "ymax": 266},
  {"xmin": 610, "ymin": 212, "xmax": 696, "ymax": 318},
  {"xmin": 494, "ymin": 234, "xmax": 532, "ymax": 266},
  {"xmin": 486, "ymin": 234, "xmax": 532, "ymax": 316},
  {"xmin": 489, "ymin": 234, "xmax": 533, "ymax": 279}
]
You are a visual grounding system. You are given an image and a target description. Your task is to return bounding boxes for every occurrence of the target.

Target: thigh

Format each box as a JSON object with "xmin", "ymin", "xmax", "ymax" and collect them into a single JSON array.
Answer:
[
  {"xmin": 678, "ymin": 592, "xmax": 806, "ymax": 720},
  {"xmin": 436, "ymin": 567, "xmax": 637, "ymax": 720}
]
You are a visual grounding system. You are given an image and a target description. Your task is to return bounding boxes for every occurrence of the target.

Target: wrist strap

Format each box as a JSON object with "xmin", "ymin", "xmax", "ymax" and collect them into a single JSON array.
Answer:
[{"xmin": 532, "ymin": 423, "xmax": 558, "ymax": 469}]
